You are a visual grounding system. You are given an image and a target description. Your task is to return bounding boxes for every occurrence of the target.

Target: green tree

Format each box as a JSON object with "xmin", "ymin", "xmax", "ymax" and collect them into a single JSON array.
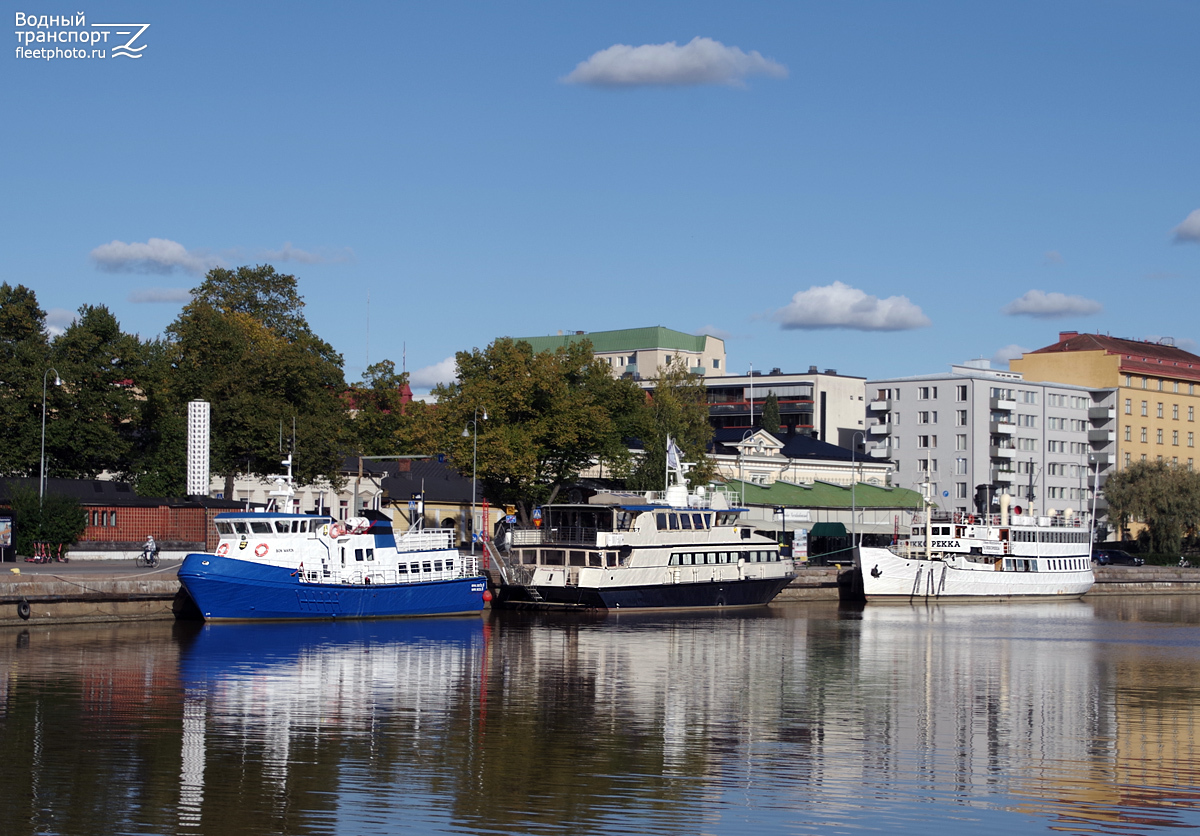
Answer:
[
  {"xmin": 349, "ymin": 360, "xmax": 415, "ymax": 456},
  {"xmin": 0, "ymin": 284, "xmax": 51, "ymax": 476},
  {"xmin": 432, "ymin": 338, "xmax": 642, "ymax": 523},
  {"xmin": 760, "ymin": 392, "xmax": 781, "ymax": 434},
  {"xmin": 628, "ymin": 357, "xmax": 715, "ymax": 491},
  {"xmin": 44, "ymin": 305, "xmax": 143, "ymax": 479},
  {"xmin": 6, "ymin": 483, "xmax": 87, "ymax": 556},
  {"xmin": 125, "ymin": 338, "xmax": 188, "ymax": 496},
  {"xmin": 1103, "ymin": 460, "xmax": 1200, "ymax": 555},
  {"xmin": 166, "ymin": 266, "xmax": 349, "ymax": 492}
]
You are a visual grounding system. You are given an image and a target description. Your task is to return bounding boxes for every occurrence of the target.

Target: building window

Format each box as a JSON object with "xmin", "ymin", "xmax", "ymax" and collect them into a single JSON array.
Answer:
[
  {"xmin": 1173, "ymin": 431, "xmax": 1180, "ymax": 446},
  {"xmin": 1141, "ymin": 401, "xmax": 1148, "ymax": 416},
  {"xmin": 1158, "ymin": 403, "xmax": 1164, "ymax": 418},
  {"xmin": 1190, "ymin": 459, "xmax": 1195, "ymax": 471},
  {"xmin": 1141, "ymin": 427, "xmax": 1148, "ymax": 443},
  {"xmin": 955, "ymin": 457, "xmax": 968, "ymax": 475},
  {"xmin": 956, "ymin": 482, "xmax": 968, "ymax": 499},
  {"xmin": 1124, "ymin": 452, "xmax": 1132, "ymax": 466},
  {"xmin": 712, "ymin": 359, "xmax": 720, "ymax": 369},
  {"xmin": 1142, "ymin": 378, "xmax": 1148, "ymax": 389},
  {"xmin": 1189, "ymin": 432, "xmax": 1194, "ymax": 447},
  {"xmin": 1125, "ymin": 375, "xmax": 1132, "ymax": 387},
  {"xmin": 1159, "ymin": 380, "xmax": 1165, "ymax": 391},
  {"xmin": 1174, "ymin": 404, "xmax": 1180, "ymax": 420},
  {"xmin": 1124, "ymin": 398, "xmax": 1131, "ymax": 414},
  {"xmin": 1174, "ymin": 382, "xmax": 1180, "ymax": 393},
  {"xmin": 956, "ymin": 385, "xmax": 967, "ymax": 402},
  {"xmin": 1190, "ymin": 406, "xmax": 1195, "ymax": 422},
  {"xmin": 955, "ymin": 410, "xmax": 967, "ymax": 426},
  {"xmin": 1125, "ymin": 426, "xmax": 1132, "ymax": 442},
  {"xmin": 1157, "ymin": 429, "xmax": 1164, "ymax": 445},
  {"xmin": 918, "ymin": 386, "xmax": 936, "ymax": 399},
  {"xmin": 956, "ymin": 434, "xmax": 967, "ymax": 451}
]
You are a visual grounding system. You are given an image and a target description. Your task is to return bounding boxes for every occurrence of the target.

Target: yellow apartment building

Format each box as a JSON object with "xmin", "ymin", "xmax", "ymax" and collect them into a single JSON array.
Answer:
[{"xmin": 1012, "ymin": 331, "xmax": 1200, "ymax": 475}]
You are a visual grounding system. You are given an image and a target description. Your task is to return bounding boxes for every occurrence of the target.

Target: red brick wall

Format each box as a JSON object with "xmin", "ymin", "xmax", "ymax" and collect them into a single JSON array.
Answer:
[{"xmin": 81, "ymin": 505, "xmax": 215, "ymax": 547}]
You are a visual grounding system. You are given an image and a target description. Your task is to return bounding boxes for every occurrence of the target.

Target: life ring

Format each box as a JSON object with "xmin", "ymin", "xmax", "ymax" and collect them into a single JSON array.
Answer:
[
  {"xmin": 329, "ymin": 522, "xmax": 345, "ymax": 539},
  {"xmin": 968, "ymin": 515, "xmax": 975, "ymax": 525},
  {"xmin": 254, "ymin": 543, "xmax": 269, "ymax": 557},
  {"xmin": 17, "ymin": 600, "xmax": 31, "ymax": 620},
  {"xmin": 216, "ymin": 543, "xmax": 229, "ymax": 556}
]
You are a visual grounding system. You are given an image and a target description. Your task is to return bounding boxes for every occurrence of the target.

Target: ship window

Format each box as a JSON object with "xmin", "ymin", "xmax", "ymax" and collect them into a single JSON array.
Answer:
[
  {"xmin": 657, "ymin": 514, "xmax": 668, "ymax": 531},
  {"xmin": 410, "ymin": 562, "xmax": 421, "ymax": 573},
  {"xmin": 607, "ymin": 552, "xmax": 618, "ymax": 567},
  {"xmin": 543, "ymin": 549, "xmax": 565, "ymax": 566},
  {"xmin": 589, "ymin": 552, "xmax": 603, "ymax": 566},
  {"xmin": 434, "ymin": 560, "xmax": 443, "ymax": 572},
  {"xmin": 521, "ymin": 551, "xmax": 537, "ymax": 565},
  {"xmin": 741, "ymin": 528, "xmax": 751, "ymax": 540},
  {"xmin": 274, "ymin": 521, "xmax": 290, "ymax": 533},
  {"xmin": 216, "ymin": 522, "xmax": 233, "ymax": 535},
  {"xmin": 291, "ymin": 521, "xmax": 300, "ymax": 532},
  {"xmin": 233, "ymin": 522, "xmax": 249, "ymax": 534},
  {"xmin": 298, "ymin": 521, "xmax": 308, "ymax": 533},
  {"xmin": 669, "ymin": 554, "xmax": 678, "ymax": 565},
  {"xmin": 680, "ymin": 514, "xmax": 693, "ymax": 530},
  {"xmin": 446, "ymin": 559, "xmax": 454, "ymax": 571},
  {"xmin": 366, "ymin": 549, "xmax": 375, "ymax": 561},
  {"xmin": 694, "ymin": 514, "xmax": 705, "ymax": 528},
  {"xmin": 422, "ymin": 561, "xmax": 432, "ymax": 573},
  {"xmin": 398, "ymin": 563, "xmax": 408, "ymax": 575},
  {"xmin": 355, "ymin": 549, "xmax": 364, "ymax": 561},
  {"xmin": 569, "ymin": 550, "xmax": 586, "ymax": 566},
  {"xmin": 669, "ymin": 514, "xmax": 679, "ymax": 530}
]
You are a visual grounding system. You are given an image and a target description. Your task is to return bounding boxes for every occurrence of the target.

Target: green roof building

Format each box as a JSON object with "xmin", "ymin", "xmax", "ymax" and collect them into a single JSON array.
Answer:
[{"xmin": 511, "ymin": 326, "xmax": 726, "ymax": 379}]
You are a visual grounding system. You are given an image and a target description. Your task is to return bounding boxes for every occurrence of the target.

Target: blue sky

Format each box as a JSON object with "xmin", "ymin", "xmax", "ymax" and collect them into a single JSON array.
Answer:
[{"xmin": 4, "ymin": 1, "xmax": 1198, "ymax": 395}]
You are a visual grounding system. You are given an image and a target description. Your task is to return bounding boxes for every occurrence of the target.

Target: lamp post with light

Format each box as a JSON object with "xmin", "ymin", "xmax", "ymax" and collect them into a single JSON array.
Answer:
[
  {"xmin": 462, "ymin": 407, "xmax": 486, "ymax": 555},
  {"xmin": 40, "ymin": 367, "xmax": 61, "ymax": 504}
]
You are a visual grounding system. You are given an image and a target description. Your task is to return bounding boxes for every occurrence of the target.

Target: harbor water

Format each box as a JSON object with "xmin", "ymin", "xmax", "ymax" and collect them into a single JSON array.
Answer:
[{"xmin": 1, "ymin": 597, "xmax": 1198, "ymax": 835}]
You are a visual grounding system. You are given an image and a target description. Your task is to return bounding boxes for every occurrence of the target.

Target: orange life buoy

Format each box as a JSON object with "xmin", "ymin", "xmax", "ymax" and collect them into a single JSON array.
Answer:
[
  {"xmin": 330, "ymin": 522, "xmax": 345, "ymax": 539},
  {"xmin": 216, "ymin": 543, "xmax": 229, "ymax": 556},
  {"xmin": 254, "ymin": 543, "xmax": 268, "ymax": 557}
]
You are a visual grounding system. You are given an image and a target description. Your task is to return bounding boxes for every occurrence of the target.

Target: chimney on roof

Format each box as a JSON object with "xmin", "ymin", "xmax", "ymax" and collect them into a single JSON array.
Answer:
[
  {"xmin": 808, "ymin": 365, "xmax": 818, "ymax": 374},
  {"xmin": 1058, "ymin": 331, "xmax": 1079, "ymax": 343},
  {"xmin": 824, "ymin": 368, "xmax": 837, "ymax": 375}
]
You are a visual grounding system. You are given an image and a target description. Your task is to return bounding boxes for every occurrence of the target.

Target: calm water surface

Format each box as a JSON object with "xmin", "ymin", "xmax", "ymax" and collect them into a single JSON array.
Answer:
[{"xmin": 2, "ymin": 597, "xmax": 1199, "ymax": 836}]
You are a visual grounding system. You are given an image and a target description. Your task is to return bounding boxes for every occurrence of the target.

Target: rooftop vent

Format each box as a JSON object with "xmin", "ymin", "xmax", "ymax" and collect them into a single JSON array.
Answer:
[
  {"xmin": 808, "ymin": 365, "xmax": 818, "ymax": 373},
  {"xmin": 1160, "ymin": 337, "xmax": 1176, "ymax": 347},
  {"xmin": 824, "ymin": 368, "xmax": 837, "ymax": 375},
  {"xmin": 770, "ymin": 367, "xmax": 782, "ymax": 375}
]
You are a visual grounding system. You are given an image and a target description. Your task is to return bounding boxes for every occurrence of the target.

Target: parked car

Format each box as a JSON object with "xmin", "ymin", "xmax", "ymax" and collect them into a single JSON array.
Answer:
[{"xmin": 1092, "ymin": 549, "xmax": 1145, "ymax": 566}]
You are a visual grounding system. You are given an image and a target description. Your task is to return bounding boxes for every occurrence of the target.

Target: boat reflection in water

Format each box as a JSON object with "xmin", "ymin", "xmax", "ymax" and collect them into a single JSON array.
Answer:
[{"xmin": 175, "ymin": 617, "xmax": 488, "ymax": 831}]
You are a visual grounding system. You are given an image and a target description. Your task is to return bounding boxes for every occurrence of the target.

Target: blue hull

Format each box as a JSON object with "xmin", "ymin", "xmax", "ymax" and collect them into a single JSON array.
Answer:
[{"xmin": 179, "ymin": 553, "xmax": 487, "ymax": 621}]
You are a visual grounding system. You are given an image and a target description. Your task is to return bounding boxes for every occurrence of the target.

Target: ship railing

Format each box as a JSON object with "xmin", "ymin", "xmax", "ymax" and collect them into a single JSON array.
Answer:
[
  {"xmin": 395, "ymin": 529, "xmax": 457, "ymax": 552},
  {"xmin": 297, "ymin": 556, "xmax": 481, "ymax": 585},
  {"xmin": 511, "ymin": 530, "xmax": 544, "ymax": 547},
  {"xmin": 913, "ymin": 511, "xmax": 1086, "ymax": 528}
]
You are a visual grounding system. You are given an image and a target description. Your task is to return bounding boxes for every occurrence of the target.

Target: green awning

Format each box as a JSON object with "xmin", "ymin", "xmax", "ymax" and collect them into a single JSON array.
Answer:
[{"xmin": 809, "ymin": 522, "xmax": 847, "ymax": 537}]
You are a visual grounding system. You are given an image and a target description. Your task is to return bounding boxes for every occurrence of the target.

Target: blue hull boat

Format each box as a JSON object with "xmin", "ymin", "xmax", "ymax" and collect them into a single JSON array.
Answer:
[{"xmin": 179, "ymin": 553, "xmax": 487, "ymax": 621}]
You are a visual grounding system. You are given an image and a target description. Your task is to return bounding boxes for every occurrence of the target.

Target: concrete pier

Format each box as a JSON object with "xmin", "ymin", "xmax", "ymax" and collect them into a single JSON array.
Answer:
[{"xmin": 3, "ymin": 563, "xmax": 1199, "ymax": 625}]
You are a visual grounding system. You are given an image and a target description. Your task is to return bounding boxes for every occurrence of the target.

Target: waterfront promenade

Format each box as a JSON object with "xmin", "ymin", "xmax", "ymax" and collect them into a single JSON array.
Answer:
[{"xmin": 2, "ymin": 561, "xmax": 1199, "ymax": 626}]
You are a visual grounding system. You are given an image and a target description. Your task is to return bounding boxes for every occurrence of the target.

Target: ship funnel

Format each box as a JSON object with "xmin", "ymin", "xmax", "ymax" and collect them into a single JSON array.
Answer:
[{"xmin": 1000, "ymin": 493, "xmax": 1011, "ymax": 526}]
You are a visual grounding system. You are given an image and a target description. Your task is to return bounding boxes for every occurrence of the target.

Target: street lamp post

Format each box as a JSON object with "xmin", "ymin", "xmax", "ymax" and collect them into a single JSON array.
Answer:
[
  {"xmin": 462, "ymin": 408, "xmax": 486, "ymax": 555},
  {"xmin": 40, "ymin": 367, "xmax": 61, "ymax": 504},
  {"xmin": 851, "ymin": 431, "xmax": 866, "ymax": 547}
]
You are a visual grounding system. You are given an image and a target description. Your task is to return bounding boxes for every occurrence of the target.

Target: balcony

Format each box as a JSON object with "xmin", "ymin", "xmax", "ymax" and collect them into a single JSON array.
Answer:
[
  {"xmin": 991, "ymin": 468, "xmax": 1016, "ymax": 483},
  {"xmin": 1088, "ymin": 429, "xmax": 1116, "ymax": 443},
  {"xmin": 989, "ymin": 421, "xmax": 1016, "ymax": 435},
  {"xmin": 868, "ymin": 443, "xmax": 891, "ymax": 459},
  {"xmin": 1088, "ymin": 406, "xmax": 1115, "ymax": 421},
  {"xmin": 868, "ymin": 399, "xmax": 891, "ymax": 412},
  {"xmin": 868, "ymin": 423, "xmax": 891, "ymax": 436},
  {"xmin": 1088, "ymin": 452, "xmax": 1113, "ymax": 468},
  {"xmin": 990, "ymin": 397, "xmax": 1016, "ymax": 411},
  {"xmin": 990, "ymin": 445, "xmax": 1016, "ymax": 459}
]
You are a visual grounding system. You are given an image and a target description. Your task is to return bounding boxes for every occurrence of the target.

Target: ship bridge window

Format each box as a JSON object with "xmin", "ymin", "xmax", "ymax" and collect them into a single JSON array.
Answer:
[
  {"xmin": 669, "ymin": 514, "xmax": 680, "ymax": 530},
  {"xmin": 216, "ymin": 522, "xmax": 234, "ymax": 535},
  {"xmin": 680, "ymin": 514, "xmax": 693, "ymax": 530},
  {"xmin": 615, "ymin": 511, "xmax": 635, "ymax": 531},
  {"xmin": 569, "ymin": 550, "xmax": 586, "ymax": 566},
  {"xmin": 274, "ymin": 521, "xmax": 291, "ymax": 534},
  {"xmin": 657, "ymin": 514, "xmax": 668, "ymax": 531},
  {"xmin": 233, "ymin": 522, "xmax": 249, "ymax": 535},
  {"xmin": 693, "ymin": 513, "xmax": 706, "ymax": 529},
  {"xmin": 250, "ymin": 522, "xmax": 272, "ymax": 534}
]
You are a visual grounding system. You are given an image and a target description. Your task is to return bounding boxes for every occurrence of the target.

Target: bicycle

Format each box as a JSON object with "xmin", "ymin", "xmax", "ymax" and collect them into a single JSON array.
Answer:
[{"xmin": 135, "ymin": 548, "xmax": 160, "ymax": 568}]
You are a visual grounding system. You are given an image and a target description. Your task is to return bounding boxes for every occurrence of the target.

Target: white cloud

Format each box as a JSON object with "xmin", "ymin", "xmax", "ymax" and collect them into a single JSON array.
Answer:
[
  {"xmin": 1172, "ymin": 209, "xmax": 1200, "ymax": 243},
  {"xmin": 45, "ymin": 308, "xmax": 76, "ymax": 338},
  {"xmin": 91, "ymin": 238, "xmax": 221, "ymax": 275},
  {"xmin": 562, "ymin": 36, "xmax": 787, "ymax": 88},
  {"xmin": 1001, "ymin": 289, "xmax": 1102, "ymax": 319},
  {"xmin": 771, "ymin": 281, "xmax": 931, "ymax": 331},
  {"xmin": 128, "ymin": 287, "xmax": 193, "ymax": 304},
  {"xmin": 695, "ymin": 324, "xmax": 732, "ymax": 340},
  {"xmin": 254, "ymin": 242, "xmax": 355, "ymax": 265},
  {"xmin": 991, "ymin": 344, "xmax": 1030, "ymax": 368},
  {"xmin": 409, "ymin": 356, "xmax": 458, "ymax": 391}
]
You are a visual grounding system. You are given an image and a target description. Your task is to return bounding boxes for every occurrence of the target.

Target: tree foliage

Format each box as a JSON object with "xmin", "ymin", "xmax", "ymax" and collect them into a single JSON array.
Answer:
[
  {"xmin": 6, "ymin": 483, "xmax": 87, "ymax": 556},
  {"xmin": 0, "ymin": 284, "xmax": 51, "ymax": 476},
  {"xmin": 432, "ymin": 338, "xmax": 643, "ymax": 523},
  {"xmin": 166, "ymin": 266, "xmax": 349, "ymax": 489},
  {"xmin": 760, "ymin": 392, "xmax": 781, "ymax": 434},
  {"xmin": 627, "ymin": 357, "xmax": 715, "ymax": 491},
  {"xmin": 45, "ymin": 304, "xmax": 143, "ymax": 479},
  {"xmin": 1103, "ymin": 460, "xmax": 1200, "ymax": 555},
  {"xmin": 349, "ymin": 360, "xmax": 422, "ymax": 456}
]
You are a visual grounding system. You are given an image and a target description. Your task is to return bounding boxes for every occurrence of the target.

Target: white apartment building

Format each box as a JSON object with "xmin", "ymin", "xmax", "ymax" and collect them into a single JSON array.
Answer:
[{"xmin": 866, "ymin": 362, "xmax": 1117, "ymax": 522}]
